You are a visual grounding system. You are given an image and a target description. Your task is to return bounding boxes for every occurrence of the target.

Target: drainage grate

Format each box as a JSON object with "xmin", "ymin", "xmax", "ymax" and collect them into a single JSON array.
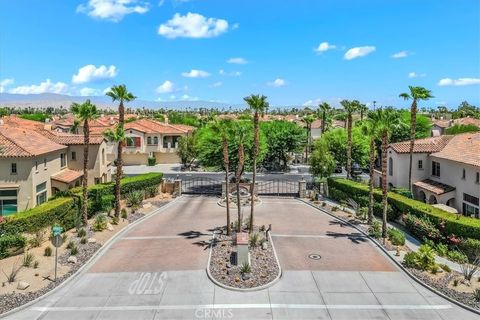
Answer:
[{"xmin": 308, "ymin": 254, "xmax": 322, "ymax": 260}]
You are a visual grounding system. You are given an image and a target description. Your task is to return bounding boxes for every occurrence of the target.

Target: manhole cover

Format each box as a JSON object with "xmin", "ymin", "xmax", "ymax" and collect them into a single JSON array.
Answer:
[{"xmin": 308, "ymin": 254, "xmax": 322, "ymax": 260}]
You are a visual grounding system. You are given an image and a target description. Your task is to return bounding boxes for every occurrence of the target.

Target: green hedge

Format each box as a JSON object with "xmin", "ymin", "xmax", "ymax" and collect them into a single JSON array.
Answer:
[
  {"xmin": 327, "ymin": 177, "xmax": 480, "ymax": 240},
  {"xmin": 0, "ymin": 234, "xmax": 26, "ymax": 259},
  {"xmin": 0, "ymin": 197, "xmax": 77, "ymax": 235}
]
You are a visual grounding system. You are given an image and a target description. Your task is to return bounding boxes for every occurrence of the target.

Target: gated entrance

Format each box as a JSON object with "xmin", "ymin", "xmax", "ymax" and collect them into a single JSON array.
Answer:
[
  {"xmin": 256, "ymin": 179, "xmax": 299, "ymax": 196},
  {"xmin": 182, "ymin": 177, "xmax": 222, "ymax": 195}
]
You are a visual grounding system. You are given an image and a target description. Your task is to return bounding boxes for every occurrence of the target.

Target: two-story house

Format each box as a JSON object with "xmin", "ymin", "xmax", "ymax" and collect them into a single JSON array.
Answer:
[{"xmin": 376, "ymin": 133, "xmax": 480, "ymax": 217}]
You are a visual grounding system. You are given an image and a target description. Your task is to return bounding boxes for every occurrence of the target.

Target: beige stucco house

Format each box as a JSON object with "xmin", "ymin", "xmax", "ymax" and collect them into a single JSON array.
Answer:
[{"xmin": 375, "ymin": 133, "xmax": 480, "ymax": 217}]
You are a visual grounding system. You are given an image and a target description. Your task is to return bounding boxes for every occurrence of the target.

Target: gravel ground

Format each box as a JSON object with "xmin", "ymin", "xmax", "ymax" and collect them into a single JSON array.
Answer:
[
  {"xmin": 209, "ymin": 232, "xmax": 280, "ymax": 289},
  {"xmin": 0, "ymin": 241, "xmax": 101, "ymax": 315}
]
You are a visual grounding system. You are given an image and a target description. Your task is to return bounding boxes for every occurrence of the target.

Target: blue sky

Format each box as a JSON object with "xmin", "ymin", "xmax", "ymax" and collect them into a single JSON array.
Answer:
[{"xmin": 1, "ymin": 0, "xmax": 479, "ymax": 108}]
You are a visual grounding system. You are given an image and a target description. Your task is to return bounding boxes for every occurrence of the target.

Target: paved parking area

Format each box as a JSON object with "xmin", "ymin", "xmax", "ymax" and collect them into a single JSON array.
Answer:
[{"xmin": 4, "ymin": 196, "xmax": 478, "ymax": 320}]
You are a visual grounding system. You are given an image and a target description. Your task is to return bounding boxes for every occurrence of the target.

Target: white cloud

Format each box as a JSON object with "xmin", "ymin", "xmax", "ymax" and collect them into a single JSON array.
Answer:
[
  {"xmin": 232, "ymin": 23, "xmax": 240, "ymax": 30},
  {"xmin": 438, "ymin": 77, "xmax": 480, "ymax": 86},
  {"xmin": 344, "ymin": 46, "xmax": 376, "ymax": 60},
  {"xmin": 302, "ymin": 98, "xmax": 323, "ymax": 106},
  {"xmin": 227, "ymin": 57, "xmax": 248, "ymax": 64},
  {"xmin": 0, "ymin": 78, "xmax": 14, "ymax": 93},
  {"xmin": 391, "ymin": 50, "xmax": 410, "ymax": 58},
  {"xmin": 156, "ymin": 80, "xmax": 175, "ymax": 93},
  {"xmin": 219, "ymin": 69, "xmax": 241, "ymax": 77},
  {"xmin": 211, "ymin": 81, "xmax": 223, "ymax": 88},
  {"xmin": 181, "ymin": 69, "xmax": 211, "ymax": 78},
  {"xmin": 9, "ymin": 79, "xmax": 69, "ymax": 94},
  {"xmin": 158, "ymin": 12, "xmax": 229, "ymax": 39},
  {"xmin": 408, "ymin": 72, "xmax": 426, "ymax": 78},
  {"xmin": 79, "ymin": 87, "xmax": 102, "ymax": 96},
  {"xmin": 180, "ymin": 94, "xmax": 199, "ymax": 101},
  {"xmin": 72, "ymin": 64, "xmax": 118, "ymax": 84},
  {"xmin": 268, "ymin": 78, "xmax": 286, "ymax": 87},
  {"xmin": 77, "ymin": 0, "xmax": 149, "ymax": 22},
  {"xmin": 314, "ymin": 42, "xmax": 336, "ymax": 53}
]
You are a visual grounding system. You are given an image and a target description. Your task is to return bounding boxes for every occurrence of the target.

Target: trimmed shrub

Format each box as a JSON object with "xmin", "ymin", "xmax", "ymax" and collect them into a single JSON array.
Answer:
[
  {"xmin": 387, "ymin": 228, "xmax": 406, "ymax": 246},
  {"xmin": 0, "ymin": 234, "xmax": 26, "ymax": 259},
  {"xmin": 458, "ymin": 238, "xmax": 480, "ymax": 261},
  {"xmin": 446, "ymin": 250, "xmax": 467, "ymax": 264},
  {"xmin": 328, "ymin": 178, "xmax": 480, "ymax": 240},
  {"xmin": 404, "ymin": 214, "xmax": 441, "ymax": 242},
  {"xmin": 147, "ymin": 157, "xmax": 156, "ymax": 166}
]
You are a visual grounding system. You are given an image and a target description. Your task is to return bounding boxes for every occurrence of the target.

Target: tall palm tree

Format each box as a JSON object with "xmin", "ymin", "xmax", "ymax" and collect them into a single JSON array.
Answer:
[
  {"xmin": 105, "ymin": 85, "xmax": 136, "ymax": 218},
  {"xmin": 71, "ymin": 100, "xmax": 99, "ymax": 225},
  {"xmin": 399, "ymin": 86, "xmax": 433, "ymax": 191},
  {"xmin": 373, "ymin": 108, "xmax": 402, "ymax": 241},
  {"xmin": 244, "ymin": 94, "xmax": 269, "ymax": 232},
  {"xmin": 318, "ymin": 102, "xmax": 331, "ymax": 134},
  {"xmin": 212, "ymin": 119, "xmax": 232, "ymax": 235},
  {"xmin": 358, "ymin": 103, "xmax": 369, "ymax": 121},
  {"xmin": 340, "ymin": 100, "xmax": 359, "ymax": 179},
  {"xmin": 234, "ymin": 125, "xmax": 247, "ymax": 232},
  {"xmin": 363, "ymin": 112, "xmax": 381, "ymax": 224},
  {"xmin": 303, "ymin": 114, "xmax": 316, "ymax": 163}
]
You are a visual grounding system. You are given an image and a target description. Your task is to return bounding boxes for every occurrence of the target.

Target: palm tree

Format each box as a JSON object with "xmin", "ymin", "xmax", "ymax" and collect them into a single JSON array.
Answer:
[
  {"xmin": 105, "ymin": 85, "xmax": 136, "ymax": 218},
  {"xmin": 212, "ymin": 119, "xmax": 232, "ymax": 235},
  {"xmin": 71, "ymin": 100, "xmax": 99, "ymax": 225},
  {"xmin": 244, "ymin": 94, "xmax": 269, "ymax": 232},
  {"xmin": 303, "ymin": 114, "xmax": 316, "ymax": 163},
  {"xmin": 373, "ymin": 107, "xmax": 402, "ymax": 241},
  {"xmin": 363, "ymin": 112, "xmax": 381, "ymax": 224},
  {"xmin": 234, "ymin": 125, "xmax": 247, "ymax": 232},
  {"xmin": 340, "ymin": 100, "xmax": 359, "ymax": 179},
  {"xmin": 318, "ymin": 102, "xmax": 331, "ymax": 134},
  {"xmin": 358, "ymin": 103, "xmax": 369, "ymax": 121},
  {"xmin": 399, "ymin": 86, "xmax": 433, "ymax": 191}
]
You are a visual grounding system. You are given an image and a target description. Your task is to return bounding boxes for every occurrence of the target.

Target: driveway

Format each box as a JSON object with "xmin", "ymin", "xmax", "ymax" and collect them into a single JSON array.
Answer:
[{"xmin": 4, "ymin": 196, "xmax": 478, "ymax": 320}]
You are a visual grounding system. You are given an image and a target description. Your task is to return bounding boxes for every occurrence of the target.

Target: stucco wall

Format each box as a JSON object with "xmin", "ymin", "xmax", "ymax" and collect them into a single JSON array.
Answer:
[{"xmin": 387, "ymin": 149, "xmax": 430, "ymax": 189}]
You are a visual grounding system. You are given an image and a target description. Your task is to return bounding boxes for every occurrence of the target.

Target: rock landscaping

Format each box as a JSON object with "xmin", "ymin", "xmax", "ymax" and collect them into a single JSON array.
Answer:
[{"xmin": 209, "ymin": 229, "xmax": 280, "ymax": 289}]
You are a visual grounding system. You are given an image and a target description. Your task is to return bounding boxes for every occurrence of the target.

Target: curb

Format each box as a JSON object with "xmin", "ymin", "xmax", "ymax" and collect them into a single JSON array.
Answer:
[
  {"xmin": 206, "ymin": 230, "xmax": 282, "ymax": 292},
  {"xmin": 299, "ymin": 198, "xmax": 480, "ymax": 316},
  {"xmin": 0, "ymin": 196, "xmax": 183, "ymax": 319}
]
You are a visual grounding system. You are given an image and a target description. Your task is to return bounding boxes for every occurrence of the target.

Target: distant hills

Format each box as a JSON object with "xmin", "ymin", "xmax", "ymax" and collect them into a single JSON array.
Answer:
[{"xmin": 0, "ymin": 93, "xmax": 235, "ymax": 110}]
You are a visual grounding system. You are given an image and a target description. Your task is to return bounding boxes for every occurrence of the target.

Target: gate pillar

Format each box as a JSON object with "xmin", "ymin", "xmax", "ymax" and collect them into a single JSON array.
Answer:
[
  {"xmin": 174, "ymin": 179, "xmax": 182, "ymax": 197},
  {"xmin": 298, "ymin": 179, "xmax": 306, "ymax": 198}
]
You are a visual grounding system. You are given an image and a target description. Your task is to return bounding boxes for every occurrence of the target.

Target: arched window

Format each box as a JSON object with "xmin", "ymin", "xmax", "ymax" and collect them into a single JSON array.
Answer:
[
  {"xmin": 147, "ymin": 137, "xmax": 152, "ymax": 145},
  {"xmin": 153, "ymin": 136, "xmax": 158, "ymax": 145},
  {"xmin": 388, "ymin": 158, "xmax": 393, "ymax": 176}
]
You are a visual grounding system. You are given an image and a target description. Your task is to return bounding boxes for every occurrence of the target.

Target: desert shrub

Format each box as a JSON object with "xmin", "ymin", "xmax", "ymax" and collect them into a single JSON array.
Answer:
[
  {"xmin": 111, "ymin": 216, "xmax": 119, "ymax": 225},
  {"xmin": 22, "ymin": 252, "xmax": 35, "ymax": 267},
  {"xmin": 44, "ymin": 246, "xmax": 52, "ymax": 257},
  {"xmin": 403, "ymin": 244, "xmax": 437, "ymax": 271},
  {"xmin": 33, "ymin": 260, "xmax": 39, "ymax": 269},
  {"xmin": 61, "ymin": 233, "xmax": 68, "ymax": 242},
  {"xmin": 240, "ymin": 262, "xmax": 251, "ymax": 274},
  {"xmin": 435, "ymin": 243, "xmax": 449, "ymax": 257},
  {"xmin": 404, "ymin": 214, "xmax": 441, "ymax": 242},
  {"xmin": 356, "ymin": 207, "xmax": 368, "ymax": 220},
  {"xmin": 368, "ymin": 219, "xmax": 382, "ymax": 239},
  {"xmin": 0, "ymin": 234, "xmax": 26, "ymax": 259},
  {"xmin": 145, "ymin": 185, "xmax": 158, "ymax": 198},
  {"xmin": 458, "ymin": 238, "xmax": 480, "ymax": 262},
  {"xmin": 403, "ymin": 252, "xmax": 418, "ymax": 268},
  {"xmin": 70, "ymin": 245, "xmax": 78, "ymax": 255},
  {"xmin": 332, "ymin": 206, "xmax": 338, "ymax": 212},
  {"xmin": 66, "ymin": 240, "xmax": 75, "ymax": 250},
  {"xmin": 80, "ymin": 237, "xmax": 87, "ymax": 245},
  {"xmin": 474, "ymin": 289, "xmax": 480, "ymax": 302},
  {"xmin": 126, "ymin": 191, "xmax": 144, "ymax": 211},
  {"xmin": 387, "ymin": 228, "xmax": 406, "ymax": 246},
  {"xmin": 92, "ymin": 213, "xmax": 108, "ymax": 232},
  {"xmin": 440, "ymin": 264, "xmax": 451, "ymax": 272},
  {"xmin": 3, "ymin": 259, "xmax": 22, "ymax": 282},
  {"xmin": 249, "ymin": 233, "xmax": 260, "ymax": 248},
  {"xmin": 447, "ymin": 250, "xmax": 468, "ymax": 264},
  {"xmin": 77, "ymin": 228, "xmax": 86, "ymax": 238},
  {"xmin": 121, "ymin": 208, "xmax": 128, "ymax": 219},
  {"xmin": 28, "ymin": 229, "xmax": 46, "ymax": 248}
]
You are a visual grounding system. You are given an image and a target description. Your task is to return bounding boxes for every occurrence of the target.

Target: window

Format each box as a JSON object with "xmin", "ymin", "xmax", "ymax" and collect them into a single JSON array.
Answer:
[
  {"xmin": 36, "ymin": 182, "xmax": 47, "ymax": 205},
  {"xmin": 126, "ymin": 137, "xmax": 141, "ymax": 147},
  {"xmin": 464, "ymin": 193, "xmax": 479, "ymax": 206},
  {"xmin": 462, "ymin": 169, "xmax": 466, "ymax": 179},
  {"xmin": 44, "ymin": 158, "xmax": 47, "ymax": 168},
  {"xmin": 147, "ymin": 137, "xmax": 152, "ymax": 145},
  {"xmin": 388, "ymin": 158, "xmax": 393, "ymax": 176},
  {"xmin": 418, "ymin": 160, "xmax": 423, "ymax": 170},
  {"xmin": 463, "ymin": 203, "xmax": 479, "ymax": 218},
  {"xmin": 71, "ymin": 151, "xmax": 76, "ymax": 161},
  {"xmin": 476, "ymin": 172, "xmax": 480, "ymax": 184},
  {"xmin": 153, "ymin": 136, "xmax": 158, "ymax": 145},
  {"xmin": 35, "ymin": 161, "xmax": 38, "ymax": 171},
  {"xmin": 11, "ymin": 163, "xmax": 17, "ymax": 174},
  {"xmin": 431, "ymin": 161, "xmax": 440, "ymax": 177},
  {"xmin": 102, "ymin": 149, "xmax": 105, "ymax": 165},
  {"xmin": 0, "ymin": 189, "xmax": 18, "ymax": 216},
  {"xmin": 60, "ymin": 153, "xmax": 67, "ymax": 168}
]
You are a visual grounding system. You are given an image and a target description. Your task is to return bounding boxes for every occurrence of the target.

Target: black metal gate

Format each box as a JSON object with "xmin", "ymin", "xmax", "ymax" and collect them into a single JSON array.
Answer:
[
  {"xmin": 182, "ymin": 177, "xmax": 222, "ymax": 195},
  {"xmin": 256, "ymin": 179, "xmax": 299, "ymax": 196}
]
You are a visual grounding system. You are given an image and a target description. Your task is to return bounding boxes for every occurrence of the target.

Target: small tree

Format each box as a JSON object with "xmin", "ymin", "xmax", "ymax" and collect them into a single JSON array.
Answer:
[
  {"xmin": 177, "ymin": 135, "xmax": 197, "ymax": 169},
  {"xmin": 310, "ymin": 139, "xmax": 335, "ymax": 178}
]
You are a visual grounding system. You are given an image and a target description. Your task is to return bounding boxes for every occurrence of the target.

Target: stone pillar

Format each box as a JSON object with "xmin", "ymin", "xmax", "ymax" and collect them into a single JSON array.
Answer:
[
  {"xmin": 173, "ymin": 179, "xmax": 182, "ymax": 197},
  {"xmin": 298, "ymin": 180, "xmax": 306, "ymax": 198},
  {"xmin": 235, "ymin": 232, "xmax": 249, "ymax": 266}
]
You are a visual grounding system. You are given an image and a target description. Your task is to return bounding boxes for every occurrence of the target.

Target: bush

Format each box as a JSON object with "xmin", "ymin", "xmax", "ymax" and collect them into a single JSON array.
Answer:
[
  {"xmin": 0, "ymin": 234, "xmax": 26, "ymax": 259},
  {"xmin": 240, "ymin": 262, "xmax": 251, "ymax": 274},
  {"xmin": 403, "ymin": 244, "xmax": 437, "ymax": 271},
  {"xmin": 391, "ymin": 188, "xmax": 413, "ymax": 198},
  {"xmin": 77, "ymin": 228, "xmax": 86, "ymax": 238},
  {"xmin": 121, "ymin": 208, "xmax": 128, "ymax": 219},
  {"xmin": 145, "ymin": 185, "xmax": 158, "ymax": 198},
  {"xmin": 387, "ymin": 228, "xmax": 406, "ymax": 246},
  {"xmin": 28, "ymin": 229, "xmax": 47, "ymax": 248},
  {"xmin": 440, "ymin": 264, "xmax": 451, "ymax": 272},
  {"xmin": 0, "ymin": 197, "xmax": 77, "ymax": 235},
  {"xmin": 126, "ymin": 191, "xmax": 144, "ymax": 211},
  {"xmin": 435, "ymin": 243, "xmax": 449, "ymax": 257},
  {"xmin": 328, "ymin": 177, "xmax": 480, "ymax": 240},
  {"xmin": 447, "ymin": 250, "xmax": 468, "ymax": 264},
  {"xmin": 147, "ymin": 157, "xmax": 156, "ymax": 166},
  {"xmin": 33, "ymin": 260, "xmax": 39, "ymax": 269},
  {"xmin": 70, "ymin": 245, "xmax": 78, "ymax": 255},
  {"xmin": 22, "ymin": 252, "xmax": 35, "ymax": 267},
  {"xmin": 92, "ymin": 213, "xmax": 108, "ymax": 232},
  {"xmin": 404, "ymin": 214, "xmax": 441, "ymax": 242},
  {"xmin": 44, "ymin": 246, "xmax": 52, "ymax": 257},
  {"xmin": 458, "ymin": 238, "xmax": 480, "ymax": 262},
  {"xmin": 368, "ymin": 219, "xmax": 382, "ymax": 239},
  {"xmin": 80, "ymin": 237, "xmax": 87, "ymax": 245},
  {"xmin": 249, "ymin": 233, "xmax": 260, "ymax": 248}
]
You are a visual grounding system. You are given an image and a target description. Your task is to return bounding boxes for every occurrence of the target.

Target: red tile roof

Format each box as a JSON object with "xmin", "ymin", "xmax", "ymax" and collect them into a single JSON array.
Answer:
[
  {"xmin": 0, "ymin": 126, "xmax": 67, "ymax": 158},
  {"xmin": 433, "ymin": 117, "xmax": 480, "ymax": 129},
  {"xmin": 414, "ymin": 179, "xmax": 455, "ymax": 195},
  {"xmin": 51, "ymin": 169, "xmax": 83, "ymax": 183},
  {"xmin": 38, "ymin": 130, "xmax": 105, "ymax": 145},
  {"xmin": 390, "ymin": 136, "xmax": 453, "ymax": 154},
  {"xmin": 125, "ymin": 119, "xmax": 193, "ymax": 134},
  {"xmin": 431, "ymin": 133, "xmax": 480, "ymax": 167}
]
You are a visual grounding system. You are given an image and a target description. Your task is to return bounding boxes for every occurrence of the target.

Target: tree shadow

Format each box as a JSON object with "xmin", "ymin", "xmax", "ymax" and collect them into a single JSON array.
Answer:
[
  {"xmin": 325, "ymin": 231, "xmax": 368, "ymax": 244},
  {"xmin": 177, "ymin": 230, "xmax": 209, "ymax": 239},
  {"xmin": 329, "ymin": 220, "xmax": 350, "ymax": 228}
]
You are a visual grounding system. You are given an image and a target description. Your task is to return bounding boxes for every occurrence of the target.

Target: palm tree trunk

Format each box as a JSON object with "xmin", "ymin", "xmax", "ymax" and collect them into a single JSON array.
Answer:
[
  {"xmin": 408, "ymin": 100, "xmax": 417, "ymax": 191},
  {"xmin": 305, "ymin": 125, "xmax": 310, "ymax": 163},
  {"xmin": 223, "ymin": 137, "xmax": 231, "ymax": 236},
  {"xmin": 236, "ymin": 144, "xmax": 245, "ymax": 232},
  {"xmin": 368, "ymin": 137, "xmax": 375, "ymax": 224},
  {"xmin": 381, "ymin": 130, "xmax": 388, "ymax": 241},
  {"xmin": 236, "ymin": 180, "xmax": 241, "ymax": 232},
  {"xmin": 321, "ymin": 112, "xmax": 326, "ymax": 134},
  {"xmin": 114, "ymin": 101, "xmax": 125, "ymax": 218},
  {"xmin": 249, "ymin": 113, "xmax": 259, "ymax": 232},
  {"xmin": 346, "ymin": 114, "xmax": 353, "ymax": 179},
  {"xmin": 82, "ymin": 120, "xmax": 90, "ymax": 225}
]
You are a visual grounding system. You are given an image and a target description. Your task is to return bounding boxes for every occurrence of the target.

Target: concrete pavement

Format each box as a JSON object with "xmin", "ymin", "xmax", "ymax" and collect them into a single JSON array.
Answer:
[{"xmin": 3, "ymin": 196, "xmax": 478, "ymax": 320}]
